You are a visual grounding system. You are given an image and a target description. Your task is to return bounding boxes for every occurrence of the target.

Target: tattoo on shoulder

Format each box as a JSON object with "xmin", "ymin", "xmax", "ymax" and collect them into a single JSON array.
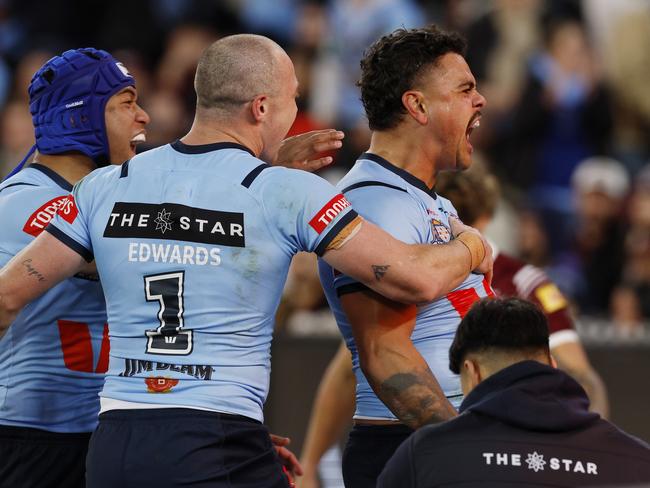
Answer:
[
  {"xmin": 372, "ymin": 264, "xmax": 390, "ymax": 281},
  {"xmin": 21, "ymin": 259, "xmax": 46, "ymax": 282}
]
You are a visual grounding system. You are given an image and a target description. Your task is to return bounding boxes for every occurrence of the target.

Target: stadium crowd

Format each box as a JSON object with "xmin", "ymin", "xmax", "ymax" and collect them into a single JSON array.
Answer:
[{"xmin": 0, "ymin": 0, "xmax": 648, "ymax": 327}]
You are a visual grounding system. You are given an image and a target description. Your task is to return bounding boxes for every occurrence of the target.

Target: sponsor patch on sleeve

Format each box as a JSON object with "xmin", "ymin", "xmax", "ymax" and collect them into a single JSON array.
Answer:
[
  {"xmin": 23, "ymin": 195, "xmax": 72, "ymax": 237},
  {"xmin": 309, "ymin": 194, "xmax": 351, "ymax": 234},
  {"xmin": 534, "ymin": 282, "xmax": 568, "ymax": 314},
  {"xmin": 56, "ymin": 194, "xmax": 79, "ymax": 224}
]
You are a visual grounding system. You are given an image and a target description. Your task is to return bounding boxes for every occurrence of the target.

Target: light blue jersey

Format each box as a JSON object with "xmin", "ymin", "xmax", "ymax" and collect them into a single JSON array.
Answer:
[
  {"xmin": 319, "ymin": 153, "xmax": 493, "ymax": 420},
  {"xmin": 0, "ymin": 164, "xmax": 108, "ymax": 433},
  {"xmin": 47, "ymin": 141, "xmax": 357, "ymax": 422}
]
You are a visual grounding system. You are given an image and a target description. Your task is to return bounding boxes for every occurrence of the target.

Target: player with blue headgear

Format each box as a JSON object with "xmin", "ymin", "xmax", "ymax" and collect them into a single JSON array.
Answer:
[
  {"xmin": 3, "ymin": 47, "xmax": 147, "ymax": 181},
  {"xmin": 0, "ymin": 47, "xmax": 149, "ymax": 488}
]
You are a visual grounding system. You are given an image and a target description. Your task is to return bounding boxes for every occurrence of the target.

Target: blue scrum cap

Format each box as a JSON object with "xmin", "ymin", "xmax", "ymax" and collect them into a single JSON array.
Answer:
[{"xmin": 29, "ymin": 47, "xmax": 135, "ymax": 166}]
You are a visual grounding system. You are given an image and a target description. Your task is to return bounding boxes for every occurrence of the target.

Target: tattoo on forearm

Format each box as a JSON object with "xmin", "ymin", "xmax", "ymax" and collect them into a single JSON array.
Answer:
[
  {"xmin": 372, "ymin": 264, "xmax": 390, "ymax": 281},
  {"xmin": 21, "ymin": 259, "xmax": 46, "ymax": 282},
  {"xmin": 378, "ymin": 371, "xmax": 455, "ymax": 428}
]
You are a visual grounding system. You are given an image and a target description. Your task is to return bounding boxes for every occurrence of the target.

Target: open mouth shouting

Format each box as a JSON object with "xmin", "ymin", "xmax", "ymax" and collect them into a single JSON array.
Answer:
[
  {"xmin": 465, "ymin": 112, "xmax": 481, "ymax": 152},
  {"xmin": 130, "ymin": 132, "xmax": 147, "ymax": 153}
]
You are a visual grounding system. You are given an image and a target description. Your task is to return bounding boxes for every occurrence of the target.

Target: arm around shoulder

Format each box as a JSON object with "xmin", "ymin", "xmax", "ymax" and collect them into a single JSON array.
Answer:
[{"xmin": 322, "ymin": 218, "xmax": 491, "ymax": 303}]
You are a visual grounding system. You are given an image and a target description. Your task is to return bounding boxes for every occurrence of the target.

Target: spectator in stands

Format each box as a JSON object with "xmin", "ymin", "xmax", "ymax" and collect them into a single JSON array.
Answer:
[
  {"xmin": 496, "ymin": 15, "xmax": 613, "ymax": 257},
  {"xmin": 463, "ymin": 0, "xmax": 543, "ymax": 154},
  {"xmin": 583, "ymin": 1, "xmax": 650, "ymax": 176},
  {"xmin": 0, "ymin": 100, "xmax": 34, "ymax": 178},
  {"xmin": 551, "ymin": 156, "xmax": 629, "ymax": 317},
  {"xmin": 611, "ymin": 164, "xmax": 650, "ymax": 328}
]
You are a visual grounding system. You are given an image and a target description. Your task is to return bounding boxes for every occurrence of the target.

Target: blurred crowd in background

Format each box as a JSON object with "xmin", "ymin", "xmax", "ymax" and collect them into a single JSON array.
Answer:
[{"xmin": 1, "ymin": 0, "xmax": 649, "ymax": 333}]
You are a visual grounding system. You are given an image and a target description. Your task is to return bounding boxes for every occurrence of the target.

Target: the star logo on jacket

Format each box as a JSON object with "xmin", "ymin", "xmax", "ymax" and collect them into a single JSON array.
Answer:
[
  {"xmin": 525, "ymin": 451, "xmax": 546, "ymax": 472},
  {"xmin": 154, "ymin": 208, "xmax": 173, "ymax": 234}
]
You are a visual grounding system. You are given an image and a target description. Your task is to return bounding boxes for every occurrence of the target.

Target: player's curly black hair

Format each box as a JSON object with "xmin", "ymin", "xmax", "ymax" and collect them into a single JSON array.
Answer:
[
  {"xmin": 358, "ymin": 25, "xmax": 467, "ymax": 131},
  {"xmin": 449, "ymin": 298, "xmax": 550, "ymax": 374}
]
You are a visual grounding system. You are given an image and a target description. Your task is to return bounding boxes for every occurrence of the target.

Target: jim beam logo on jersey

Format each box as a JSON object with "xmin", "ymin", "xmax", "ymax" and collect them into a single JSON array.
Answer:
[{"xmin": 104, "ymin": 202, "xmax": 245, "ymax": 247}]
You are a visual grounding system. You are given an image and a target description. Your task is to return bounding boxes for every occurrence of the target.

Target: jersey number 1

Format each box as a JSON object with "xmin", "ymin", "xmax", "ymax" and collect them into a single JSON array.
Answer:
[{"xmin": 144, "ymin": 271, "xmax": 193, "ymax": 355}]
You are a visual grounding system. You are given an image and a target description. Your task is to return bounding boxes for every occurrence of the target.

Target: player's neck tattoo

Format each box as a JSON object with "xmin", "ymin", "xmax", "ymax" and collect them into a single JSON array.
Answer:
[{"xmin": 372, "ymin": 264, "xmax": 390, "ymax": 281}]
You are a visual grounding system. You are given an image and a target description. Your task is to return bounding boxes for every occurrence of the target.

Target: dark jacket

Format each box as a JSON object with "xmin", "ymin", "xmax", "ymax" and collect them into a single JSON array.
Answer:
[{"xmin": 378, "ymin": 361, "xmax": 650, "ymax": 487}]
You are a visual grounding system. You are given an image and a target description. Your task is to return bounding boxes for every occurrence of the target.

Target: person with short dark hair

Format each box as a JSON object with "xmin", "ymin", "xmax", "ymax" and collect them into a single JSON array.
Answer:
[
  {"xmin": 317, "ymin": 24, "xmax": 492, "ymax": 488},
  {"xmin": 378, "ymin": 297, "xmax": 650, "ymax": 487},
  {"xmin": 358, "ymin": 27, "xmax": 469, "ymax": 132}
]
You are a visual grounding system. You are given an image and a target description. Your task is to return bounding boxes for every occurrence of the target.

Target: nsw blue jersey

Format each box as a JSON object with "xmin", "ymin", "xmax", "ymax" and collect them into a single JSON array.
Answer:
[
  {"xmin": 0, "ymin": 164, "xmax": 108, "ymax": 433},
  {"xmin": 319, "ymin": 153, "xmax": 494, "ymax": 420},
  {"xmin": 47, "ymin": 141, "xmax": 357, "ymax": 422}
]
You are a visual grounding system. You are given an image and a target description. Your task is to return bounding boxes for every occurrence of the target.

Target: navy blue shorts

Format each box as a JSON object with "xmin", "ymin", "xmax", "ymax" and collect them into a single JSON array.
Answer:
[
  {"xmin": 86, "ymin": 408, "xmax": 291, "ymax": 488},
  {"xmin": 342, "ymin": 424, "xmax": 413, "ymax": 488},
  {"xmin": 0, "ymin": 424, "xmax": 91, "ymax": 488}
]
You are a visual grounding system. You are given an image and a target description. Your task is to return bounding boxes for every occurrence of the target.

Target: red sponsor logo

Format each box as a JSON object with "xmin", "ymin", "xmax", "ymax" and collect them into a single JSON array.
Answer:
[
  {"xmin": 22, "ymin": 195, "xmax": 72, "ymax": 237},
  {"xmin": 309, "ymin": 194, "xmax": 351, "ymax": 234},
  {"xmin": 145, "ymin": 377, "xmax": 179, "ymax": 393},
  {"xmin": 57, "ymin": 194, "xmax": 78, "ymax": 224}
]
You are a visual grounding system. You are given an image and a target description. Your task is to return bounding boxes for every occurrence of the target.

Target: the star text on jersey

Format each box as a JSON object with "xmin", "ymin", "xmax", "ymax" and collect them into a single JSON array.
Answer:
[
  {"xmin": 104, "ymin": 202, "xmax": 245, "ymax": 246},
  {"xmin": 104, "ymin": 202, "xmax": 245, "ymax": 267}
]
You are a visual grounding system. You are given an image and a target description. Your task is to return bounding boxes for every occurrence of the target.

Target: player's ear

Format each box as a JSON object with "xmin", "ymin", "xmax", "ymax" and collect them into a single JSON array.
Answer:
[
  {"xmin": 250, "ymin": 95, "xmax": 268, "ymax": 122},
  {"xmin": 460, "ymin": 356, "xmax": 482, "ymax": 395},
  {"xmin": 402, "ymin": 90, "xmax": 427, "ymax": 125}
]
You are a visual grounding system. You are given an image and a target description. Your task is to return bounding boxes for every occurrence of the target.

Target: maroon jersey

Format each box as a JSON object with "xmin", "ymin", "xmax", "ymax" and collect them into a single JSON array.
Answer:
[{"xmin": 492, "ymin": 252, "xmax": 578, "ymax": 347}]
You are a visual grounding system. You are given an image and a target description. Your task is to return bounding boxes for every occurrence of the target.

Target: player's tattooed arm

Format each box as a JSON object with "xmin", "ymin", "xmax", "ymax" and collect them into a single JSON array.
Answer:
[
  {"xmin": 0, "ymin": 258, "xmax": 48, "ymax": 331},
  {"xmin": 341, "ymin": 289, "xmax": 457, "ymax": 430},
  {"xmin": 378, "ymin": 369, "xmax": 457, "ymax": 428},
  {"xmin": 0, "ymin": 230, "xmax": 86, "ymax": 335},
  {"xmin": 20, "ymin": 258, "xmax": 47, "ymax": 282},
  {"xmin": 372, "ymin": 264, "xmax": 389, "ymax": 281},
  {"xmin": 323, "ymin": 218, "xmax": 483, "ymax": 304}
]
